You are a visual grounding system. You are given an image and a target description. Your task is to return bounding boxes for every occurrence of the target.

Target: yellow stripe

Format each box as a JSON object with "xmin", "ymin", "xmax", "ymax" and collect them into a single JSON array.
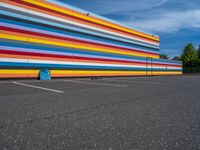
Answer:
[
  {"xmin": 23, "ymin": 0, "xmax": 159, "ymax": 41},
  {"xmin": 0, "ymin": 69, "xmax": 39, "ymax": 74},
  {"xmin": 51, "ymin": 70, "xmax": 182, "ymax": 75},
  {"xmin": 0, "ymin": 69, "xmax": 182, "ymax": 75},
  {"xmin": 0, "ymin": 33, "xmax": 159, "ymax": 58}
]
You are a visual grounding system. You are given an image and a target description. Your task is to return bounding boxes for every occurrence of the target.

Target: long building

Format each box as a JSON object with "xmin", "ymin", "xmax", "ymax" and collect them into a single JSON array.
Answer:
[{"xmin": 0, "ymin": 0, "xmax": 182, "ymax": 78}]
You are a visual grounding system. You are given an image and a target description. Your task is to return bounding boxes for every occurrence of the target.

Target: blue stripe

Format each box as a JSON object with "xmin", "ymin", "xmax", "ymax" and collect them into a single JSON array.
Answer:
[
  {"xmin": 1, "ymin": 18, "xmax": 159, "ymax": 54},
  {"xmin": 48, "ymin": 0, "xmax": 159, "ymax": 38},
  {"xmin": 0, "ymin": 39, "xmax": 149, "ymax": 61},
  {"xmin": 0, "ymin": 62, "xmax": 182, "ymax": 71},
  {"xmin": 0, "ymin": 9, "xmax": 159, "ymax": 50},
  {"xmin": 0, "ymin": 39, "xmax": 182, "ymax": 65}
]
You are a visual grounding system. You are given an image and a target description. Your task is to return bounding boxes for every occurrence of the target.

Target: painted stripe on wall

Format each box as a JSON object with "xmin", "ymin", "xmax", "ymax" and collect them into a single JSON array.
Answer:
[
  {"xmin": 0, "ymin": 0, "xmax": 182, "ymax": 78},
  {"xmin": 0, "ymin": 69, "xmax": 182, "ymax": 78}
]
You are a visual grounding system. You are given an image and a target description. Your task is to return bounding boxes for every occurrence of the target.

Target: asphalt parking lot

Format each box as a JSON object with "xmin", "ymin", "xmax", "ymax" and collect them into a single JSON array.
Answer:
[{"xmin": 0, "ymin": 75, "xmax": 200, "ymax": 150}]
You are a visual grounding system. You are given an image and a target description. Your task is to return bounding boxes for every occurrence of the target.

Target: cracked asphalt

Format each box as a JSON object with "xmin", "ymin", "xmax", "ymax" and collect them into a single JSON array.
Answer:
[{"xmin": 0, "ymin": 75, "xmax": 200, "ymax": 150}]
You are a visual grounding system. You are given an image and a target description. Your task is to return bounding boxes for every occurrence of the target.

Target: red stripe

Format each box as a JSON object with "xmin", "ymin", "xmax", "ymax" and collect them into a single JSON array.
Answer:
[
  {"xmin": 9, "ymin": 0, "xmax": 159, "ymax": 43},
  {"xmin": 1, "ymin": 26, "xmax": 159, "ymax": 56},
  {"xmin": 0, "ymin": 49, "xmax": 182, "ymax": 67}
]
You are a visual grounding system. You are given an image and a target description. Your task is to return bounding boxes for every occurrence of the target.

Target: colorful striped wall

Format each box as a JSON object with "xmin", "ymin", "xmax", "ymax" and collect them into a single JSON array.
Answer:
[{"xmin": 0, "ymin": 0, "xmax": 182, "ymax": 78}]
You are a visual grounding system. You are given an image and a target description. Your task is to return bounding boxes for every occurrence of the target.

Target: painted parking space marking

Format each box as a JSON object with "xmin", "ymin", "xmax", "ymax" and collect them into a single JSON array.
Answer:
[
  {"xmin": 104, "ymin": 78, "xmax": 161, "ymax": 84},
  {"xmin": 12, "ymin": 82, "xmax": 64, "ymax": 93},
  {"xmin": 0, "ymin": 81, "xmax": 12, "ymax": 84},
  {"xmin": 63, "ymin": 80, "xmax": 127, "ymax": 87}
]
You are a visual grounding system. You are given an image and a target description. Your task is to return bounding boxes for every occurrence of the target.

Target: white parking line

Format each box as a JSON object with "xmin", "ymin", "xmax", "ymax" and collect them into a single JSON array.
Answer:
[
  {"xmin": 104, "ymin": 79, "xmax": 161, "ymax": 84},
  {"xmin": 63, "ymin": 80, "xmax": 127, "ymax": 87},
  {"xmin": 113, "ymin": 76, "xmax": 162, "ymax": 79},
  {"xmin": 12, "ymin": 82, "xmax": 64, "ymax": 93},
  {"xmin": 0, "ymin": 81, "xmax": 11, "ymax": 84}
]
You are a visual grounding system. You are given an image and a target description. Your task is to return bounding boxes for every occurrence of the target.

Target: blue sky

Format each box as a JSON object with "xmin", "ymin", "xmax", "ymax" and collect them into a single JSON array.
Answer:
[{"xmin": 58, "ymin": 0, "xmax": 200, "ymax": 58}]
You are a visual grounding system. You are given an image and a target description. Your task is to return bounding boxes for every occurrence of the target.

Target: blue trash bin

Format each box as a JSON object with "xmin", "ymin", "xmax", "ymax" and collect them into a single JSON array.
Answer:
[{"xmin": 40, "ymin": 69, "xmax": 51, "ymax": 80}]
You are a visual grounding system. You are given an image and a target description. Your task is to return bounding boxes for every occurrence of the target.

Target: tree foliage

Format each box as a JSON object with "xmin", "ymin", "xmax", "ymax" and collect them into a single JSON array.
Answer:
[
  {"xmin": 197, "ymin": 45, "xmax": 200, "ymax": 59},
  {"xmin": 197, "ymin": 45, "xmax": 200, "ymax": 65},
  {"xmin": 160, "ymin": 54, "xmax": 169, "ymax": 59},
  {"xmin": 180, "ymin": 43, "xmax": 200, "ymax": 73},
  {"xmin": 181, "ymin": 43, "xmax": 198, "ymax": 67},
  {"xmin": 172, "ymin": 56, "xmax": 181, "ymax": 61}
]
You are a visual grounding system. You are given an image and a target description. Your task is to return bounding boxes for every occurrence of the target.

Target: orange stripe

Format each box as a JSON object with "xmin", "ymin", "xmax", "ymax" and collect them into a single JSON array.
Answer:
[
  {"xmin": 0, "ymin": 74, "xmax": 37, "ymax": 78},
  {"xmin": 1, "ymin": 30, "xmax": 158, "ymax": 58},
  {"xmin": 0, "ymin": 54, "xmax": 181, "ymax": 69},
  {"xmin": 0, "ymin": 54, "xmax": 149, "ymax": 67},
  {"xmin": 3, "ymin": 0, "xmax": 159, "ymax": 44},
  {"xmin": 37, "ymin": 0, "xmax": 159, "ymax": 42},
  {"xmin": 0, "ymin": 72, "xmax": 182, "ymax": 79}
]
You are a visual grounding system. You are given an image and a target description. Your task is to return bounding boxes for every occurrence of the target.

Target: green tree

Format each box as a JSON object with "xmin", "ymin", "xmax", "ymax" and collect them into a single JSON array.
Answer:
[
  {"xmin": 181, "ymin": 43, "xmax": 198, "ymax": 67},
  {"xmin": 172, "ymin": 56, "xmax": 181, "ymax": 61},
  {"xmin": 197, "ymin": 45, "xmax": 200, "ymax": 59},
  {"xmin": 160, "ymin": 54, "xmax": 169, "ymax": 59},
  {"xmin": 197, "ymin": 45, "xmax": 200, "ymax": 65}
]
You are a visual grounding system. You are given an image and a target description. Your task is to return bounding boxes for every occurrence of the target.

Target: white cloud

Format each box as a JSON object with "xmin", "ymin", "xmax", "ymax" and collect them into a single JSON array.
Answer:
[
  {"xmin": 125, "ymin": 9, "xmax": 200, "ymax": 33},
  {"xmin": 82, "ymin": 0, "xmax": 166, "ymax": 15}
]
